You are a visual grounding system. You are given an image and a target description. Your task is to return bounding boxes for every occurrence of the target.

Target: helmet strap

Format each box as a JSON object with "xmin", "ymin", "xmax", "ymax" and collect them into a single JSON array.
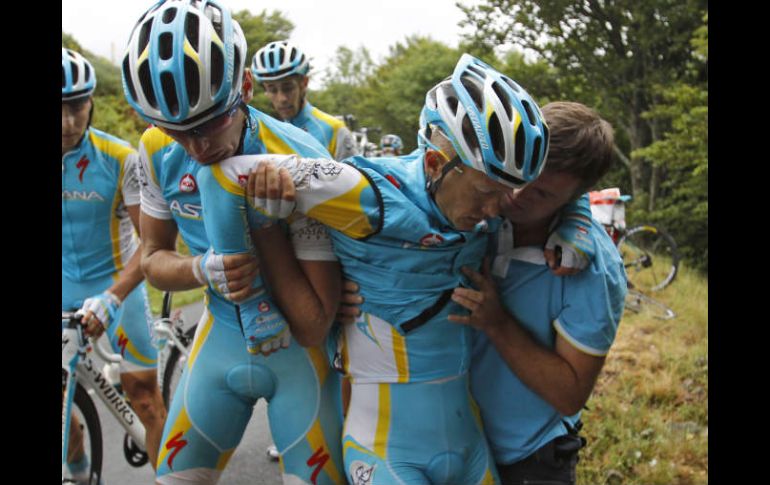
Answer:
[
  {"xmin": 235, "ymin": 102, "xmax": 249, "ymax": 156},
  {"xmin": 426, "ymin": 155, "xmax": 463, "ymax": 198}
]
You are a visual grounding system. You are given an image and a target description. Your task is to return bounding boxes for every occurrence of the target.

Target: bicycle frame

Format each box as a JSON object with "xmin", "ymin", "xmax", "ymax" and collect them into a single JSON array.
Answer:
[{"xmin": 62, "ymin": 314, "xmax": 146, "ymax": 477}]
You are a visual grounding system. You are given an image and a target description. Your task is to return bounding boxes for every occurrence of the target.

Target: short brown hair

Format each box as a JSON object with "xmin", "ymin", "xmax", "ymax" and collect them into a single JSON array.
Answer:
[{"xmin": 541, "ymin": 101, "xmax": 615, "ymax": 194}]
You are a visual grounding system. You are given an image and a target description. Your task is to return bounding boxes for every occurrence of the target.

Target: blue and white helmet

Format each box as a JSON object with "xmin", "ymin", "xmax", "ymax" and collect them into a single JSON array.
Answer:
[
  {"xmin": 121, "ymin": 0, "xmax": 247, "ymax": 130},
  {"xmin": 380, "ymin": 134, "xmax": 403, "ymax": 152},
  {"xmin": 62, "ymin": 48, "xmax": 97, "ymax": 101},
  {"xmin": 419, "ymin": 54, "xmax": 549, "ymax": 188},
  {"xmin": 251, "ymin": 40, "xmax": 310, "ymax": 82}
]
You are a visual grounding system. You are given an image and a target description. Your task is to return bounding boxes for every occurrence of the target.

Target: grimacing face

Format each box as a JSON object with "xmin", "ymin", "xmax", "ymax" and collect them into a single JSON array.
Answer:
[
  {"xmin": 500, "ymin": 170, "xmax": 582, "ymax": 225},
  {"xmin": 433, "ymin": 163, "xmax": 512, "ymax": 231},
  {"xmin": 62, "ymin": 97, "xmax": 92, "ymax": 154}
]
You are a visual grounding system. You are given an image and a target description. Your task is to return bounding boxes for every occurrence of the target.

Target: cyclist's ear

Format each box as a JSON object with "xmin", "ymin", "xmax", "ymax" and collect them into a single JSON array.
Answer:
[
  {"xmin": 423, "ymin": 149, "xmax": 445, "ymax": 179},
  {"xmin": 242, "ymin": 69, "xmax": 254, "ymax": 104}
]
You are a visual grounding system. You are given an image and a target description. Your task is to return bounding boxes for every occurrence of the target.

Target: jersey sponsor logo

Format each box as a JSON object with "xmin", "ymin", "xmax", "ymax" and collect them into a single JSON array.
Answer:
[
  {"xmin": 312, "ymin": 161, "xmax": 344, "ymax": 179},
  {"xmin": 237, "ymin": 174, "xmax": 249, "ymax": 187},
  {"xmin": 62, "ymin": 190, "xmax": 106, "ymax": 202},
  {"xmin": 419, "ymin": 233, "xmax": 445, "ymax": 246},
  {"xmin": 169, "ymin": 200, "xmax": 203, "ymax": 219},
  {"xmin": 306, "ymin": 446, "xmax": 330, "ymax": 485},
  {"xmin": 137, "ymin": 161, "xmax": 149, "ymax": 187},
  {"xmin": 76, "ymin": 155, "xmax": 90, "ymax": 182},
  {"xmin": 384, "ymin": 174, "xmax": 400, "ymax": 189},
  {"xmin": 179, "ymin": 173, "xmax": 197, "ymax": 193},
  {"xmin": 258, "ymin": 301, "xmax": 271, "ymax": 313},
  {"xmin": 165, "ymin": 431, "xmax": 188, "ymax": 470},
  {"xmin": 349, "ymin": 460, "xmax": 375, "ymax": 485}
]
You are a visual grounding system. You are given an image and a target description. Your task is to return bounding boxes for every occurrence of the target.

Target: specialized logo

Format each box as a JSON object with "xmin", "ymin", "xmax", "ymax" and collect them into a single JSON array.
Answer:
[
  {"xmin": 117, "ymin": 333, "xmax": 129, "ymax": 357},
  {"xmin": 466, "ymin": 110, "xmax": 489, "ymax": 151},
  {"xmin": 419, "ymin": 233, "xmax": 445, "ymax": 246},
  {"xmin": 306, "ymin": 446, "xmax": 330, "ymax": 485},
  {"xmin": 76, "ymin": 155, "xmax": 90, "ymax": 182},
  {"xmin": 62, "ymin": 190, "xmax": 106, "ymax": 202},
  {"xmin": 179, "ymin": 173, "xmax": 197, "ymax": 193},
  {"xmin": 165, "ymin": 431, "xmax": 188, "ymax": 470},
  {"xmin": 349, "ymin": 460, "xmax": 375, "ymax": 485}
]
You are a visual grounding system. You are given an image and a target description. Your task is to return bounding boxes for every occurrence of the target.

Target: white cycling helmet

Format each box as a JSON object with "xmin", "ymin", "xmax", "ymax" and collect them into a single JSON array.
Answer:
[
  {"xmin": 420, "ymin": 54, "xmax": 549, "ymax": 189},
  {"xmin": 251, "ymin": 40, "xmax": 310, "ymax": 82},
  {"xmin": 62, "ymin": 48, "xmax": 97, "ymax": 101},
  {"xmin": 121, "ymin": 0, "xmax": 247, "ymax": 130}
]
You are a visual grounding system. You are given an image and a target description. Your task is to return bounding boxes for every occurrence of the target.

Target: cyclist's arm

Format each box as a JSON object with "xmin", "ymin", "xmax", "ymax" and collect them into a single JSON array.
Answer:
[
  {"xmin": 140, "ymin": 212, "xmax": 203, "ymax": 291},
  {"xmin": 103, "ymin": 204, "xmax": 145, "ymax": 301},
  {"xmin": 252, "ymin": 220, "xmax": 341, "ymax": 347}
]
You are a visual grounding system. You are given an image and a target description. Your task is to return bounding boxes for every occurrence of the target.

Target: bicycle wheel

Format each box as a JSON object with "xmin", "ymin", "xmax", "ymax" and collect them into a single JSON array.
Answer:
[
  {"xmin": 625, "ymin": 288, "xmax": 676, "ymax": 320},
  {"xmin": 161, "ymin": 324, "xmax": 197, "ymax": 408},
  {"xmin": 64, "ymin": 383, "xmax": 103, "ymax": 485},
  {"xmin": 618, "ymin": 224, "xmax": 680, "ymax": 292}
]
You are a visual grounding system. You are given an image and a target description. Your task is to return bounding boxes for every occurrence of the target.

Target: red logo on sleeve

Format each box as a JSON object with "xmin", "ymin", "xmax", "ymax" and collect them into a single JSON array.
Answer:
[{"xmin": 179, "ymin": 174, "xmax": 197, "ymax": 193}]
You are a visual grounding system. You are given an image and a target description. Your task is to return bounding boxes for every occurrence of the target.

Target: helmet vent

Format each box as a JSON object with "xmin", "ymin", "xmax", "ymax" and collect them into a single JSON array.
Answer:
[
  {"xmin": 514, "ymin": 124, "xmax": 524, "ymax": 169},
  {"xmin": 122, "ymin": 55, "xmax": 137, "ymax": 102},
  {"xmin": 260, "ymin": 50, "xmax": 268, "ymax": 70},
  {"xmin": 159, "ymin": 33, "xmax": 174, "ymax": 60},
  {"xmin": 162, "ymin": 7, "xmax": 177, "ymax": 23},
  {"xmin": 467, "ymin": 63, "xmax": 487, "ymax": 80},
  {"xmin": 461, "ymin": 115, "xmax": 481, "ymax": 157},
  {"xmin": 232, "ymin": 47, "xmax": 241, "ymax": 86},
  {"xmin": 488, "ymin": 113, "xmax": 505, "ymax": 161},
  {"xmin": 138, "ymin": 61, "xmax": 158, "ymax": 109},
  {"xmin": 529, "ymin": 137, "xmax": 542, "ymax": 176},
  {"xmin": 185, "ymin": 13, "xmax": 199, "ymax": 49},
  {"xmin": 279, "ymin": 47, "xmax": 287, "ymax": 65},
  {"xmin": 460, "ymin": 75, "xmax": 483, "ymax": 111},
  {"xmin": 446, "ymin": 94, "xmax": 458, "ymax": 115},
  {"xmin": 491, "ymin": 82, "xmax": 512, "ymax": 120},
  {"xmin": 71, "ymin": 63, "xmax": 80, "ymax": 86},
  {"xmin": 521, "ymin": 100, "xmax": 536, "ymax": 126},
  {"xmin": 206, "ymin": 5, "xmax": 224, "ymax": 41},
  {"xmin": 138, "ymin": 20, "xmax": 152, "ymax": 55},
  {"xmin": 83, "ymin": 62, "xmax": 91, "ymax": 83},
  {"xmin": 184, "ymin": 56, "xmax": 200, "ymax": 106},
  {"xmin": 210, "ymin": 45, "xmax": 224, "ymax": 94},
  {"xmin": 160, "ymin": 72, "xmax": 179, "ymax": 117},
  {"xmin": 501, "ymin": 76, "xmax": 520, "ymax": 93}
]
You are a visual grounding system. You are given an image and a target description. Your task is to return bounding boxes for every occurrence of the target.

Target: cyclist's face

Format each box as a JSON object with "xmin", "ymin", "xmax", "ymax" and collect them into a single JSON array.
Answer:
[
  {"xmin": 62, "ymin": 97, "xmax": 92, "ymax": 154},
  {"xmin": 263, "ymin": 76, "xmax": 307, "ymax": 120},
  {"xmin": 501, "ymin": 171, "xmax": 582, "ymax": 224},
  {"xmin": 431, "ymin": 158, "xmax": 511, "ymax": 231},
  {"xmin": 159, "ymin": 103, "xmax": 246, "ymax": 165}
]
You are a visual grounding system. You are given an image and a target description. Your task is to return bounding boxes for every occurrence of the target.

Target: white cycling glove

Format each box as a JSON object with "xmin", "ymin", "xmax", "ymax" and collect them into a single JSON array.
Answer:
[
  {"xmin": 251, "ymin": 194, "xmax": 296, "ymax": 219},
  {"xmin": 192, "ymin": 248, "xmax": 231, "ymax": 297},
  {"xmin": 76, "ymin": 291, "xmax": 122, "ymax": 329}
]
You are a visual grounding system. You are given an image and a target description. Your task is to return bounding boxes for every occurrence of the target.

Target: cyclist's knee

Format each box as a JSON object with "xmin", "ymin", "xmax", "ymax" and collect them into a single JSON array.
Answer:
[{"xmin": 121, "ymin": 371, "xmax": 164, "ymax": 413}]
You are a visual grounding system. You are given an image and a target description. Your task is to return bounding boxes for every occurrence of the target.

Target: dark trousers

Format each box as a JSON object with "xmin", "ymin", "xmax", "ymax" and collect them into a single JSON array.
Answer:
[{"xmin": 496, "ymin": 433, "xmax": 585, "ymax": 485}]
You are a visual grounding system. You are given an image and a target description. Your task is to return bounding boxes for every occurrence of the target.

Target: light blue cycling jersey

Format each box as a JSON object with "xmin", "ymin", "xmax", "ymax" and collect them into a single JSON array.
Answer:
[
  {"xmin": 287, "ymin": 102, "xmax": 358, "ymax": 160},
  {"xmin": 62, "ymin": 127, "xmax": 140, "ymax": 282},
  {"xmin": 470, "ymin": 218, "xmax": 627, "ymax": 465},
  {"xmin": 141, "ymin": 105, "xmax": 346, "ymax": 484}
]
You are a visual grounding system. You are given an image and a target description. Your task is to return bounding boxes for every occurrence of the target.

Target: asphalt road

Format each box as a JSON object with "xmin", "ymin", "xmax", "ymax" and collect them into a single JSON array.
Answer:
[{"xmin": 90, "ymin": 300, "xmax": 283, "ymax": 484}]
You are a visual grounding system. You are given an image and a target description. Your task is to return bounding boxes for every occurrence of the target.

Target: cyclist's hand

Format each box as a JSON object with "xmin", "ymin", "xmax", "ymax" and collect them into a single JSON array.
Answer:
[
  {"xmin": 247, "ymin": 161, "xmax": 296, "ymax": 219},
  {"xmin": 336, "ymin": 280, "xmax": 363, "ymax": 325},
  {"xmin": 77, "ymin": 291, "xmax": 122, "ymax": 338},
  {"xmin": 448, "ymin": 259, "xmax": 507, "ymax": 332},
  {"xmin": 254, "ymin": 326, "xmax": 292, "ymax": 357},
  {"xmin": 545, "ymin": 215, "xmax": 595, "ymax": 276},
  {"xmin": 193, "ymin": 249, "xmax": 259, "ymax": 301}
]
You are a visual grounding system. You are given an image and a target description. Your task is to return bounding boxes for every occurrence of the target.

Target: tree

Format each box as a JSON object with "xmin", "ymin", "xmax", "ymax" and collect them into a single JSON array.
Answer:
[
  {"xmin": 458, "ymin": 0, "xmax": 707, "ymax": 208},
  {"xmin": 310, "ymin": 46, "xmax": 375, "ymax": 122},
  {"xmin": 233, "ymin": 9, "xmax": 294, "ymax": 74}
]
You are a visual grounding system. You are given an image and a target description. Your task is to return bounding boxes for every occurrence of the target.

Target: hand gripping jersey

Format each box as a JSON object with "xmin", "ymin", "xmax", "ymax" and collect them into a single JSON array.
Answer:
[
  {"xmin": 471, "ymin": 218, "xmax": 627, "ymax": 465},
  {"xmin": 62, "ymin": 127, "xmax": 155, "ymax": 371},
  {"xmin": 288, "ymin": 102, "xmax": 358, "ymax": 161},
  {"xmin": 142, "ymin": 106, "xmax": 345, "ymax": 485},
  {"xmin": 62, "ymin": 128, "xmax": 140, "ymax": 281}
]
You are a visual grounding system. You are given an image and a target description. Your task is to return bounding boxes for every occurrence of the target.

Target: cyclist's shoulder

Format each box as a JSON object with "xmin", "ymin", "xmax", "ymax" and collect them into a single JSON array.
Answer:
[
  {"xmin": 139, "ymin": 125, "xmax": 176, "ymax": 156},
  {"xmin": 88, "ymin": 128, "xmax": 136, "ymax": 163},
  {"xmin": 309, "ymin": 105, "xmax": 346, "ymax": 130}
]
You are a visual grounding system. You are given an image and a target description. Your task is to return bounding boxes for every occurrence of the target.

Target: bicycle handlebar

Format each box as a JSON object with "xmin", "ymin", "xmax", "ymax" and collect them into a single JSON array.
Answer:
[{"xmin": 61, "ymin": 311, "xmax": 123, "ymax": 363}]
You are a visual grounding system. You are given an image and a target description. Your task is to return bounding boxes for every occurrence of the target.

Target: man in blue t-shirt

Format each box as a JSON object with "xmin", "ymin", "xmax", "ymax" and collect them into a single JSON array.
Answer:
[{"xmin": 449, "ymin": 101, "xmax": 627, "ymax": 485}]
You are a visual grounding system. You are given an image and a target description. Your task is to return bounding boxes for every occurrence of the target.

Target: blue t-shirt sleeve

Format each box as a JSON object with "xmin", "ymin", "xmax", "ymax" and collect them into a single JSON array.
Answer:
[{"xmin": 554, "ymin": 229, "xmax": 627, "ymax": 356}]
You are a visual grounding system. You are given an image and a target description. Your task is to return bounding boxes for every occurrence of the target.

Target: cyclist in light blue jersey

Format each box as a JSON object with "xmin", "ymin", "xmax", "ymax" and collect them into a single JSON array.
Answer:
[
  {"xmin": 252, "ymin": 40, "xmax": 358, "ymax": 161},
  {"xmin": 449, "ymin": 101, "xmax": 626, "ymax": 485},
  {"xmin": 121, "ymin": 1, "xmax": 344, "ymax": 483},
  {"xmin": 238, "ymin": 54, "xmax": 597, "ymax": 485},
  {"xmin": 62, "ymin": 47, "xmax": 167, "ymax": 479}
]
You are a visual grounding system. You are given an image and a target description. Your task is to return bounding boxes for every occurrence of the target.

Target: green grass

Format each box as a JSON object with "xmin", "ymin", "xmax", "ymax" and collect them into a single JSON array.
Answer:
[{"xmin": 579, "ymin": 262, "xmax": 708, "ymax": 484}]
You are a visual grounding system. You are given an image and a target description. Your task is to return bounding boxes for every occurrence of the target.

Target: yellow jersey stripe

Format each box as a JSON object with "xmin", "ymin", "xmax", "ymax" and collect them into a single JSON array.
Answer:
[
  {"xmin": 306, "ymin": 419, "xmax": 344, "ymax": 484},
  {"xmin": 216, "ymin": 449, "xmax": 235, "ymax": 471},
  {"xmin": 117, "ymin": 328, "xmax": 155, "ymax": 365},
  {"xmin": 307, "ymin": 346, "xmax": 329, "ymax": 386},
  {"xmin": 311, "ymin": 107, "xmax": 344, "ymax": 157},
  {"xmin": 156, "ymin": 406, "xmax": 192, "ymax": 468},
  {"xmin": 188, "ymin": 309, "xmax": 215, "ymax": 369},
  {"xmin": 210, "ymin": 163, "xmax": 244, "ymax": 196},
  {"xmin": 258, "ymin": 120, "xmax": 296, "ymax": 155},
  {"xmin": 306, "ymin": 176, "xmax": 373, "ymax": 239},
  {"xmin": 391, "ymin": 327, "xmax": 409, "ymax": 383},
  {"xmin": 140, "ymin": 128, "xmax": 175, "ymax": 186},
  {"xmin": 373, "ymin": 383, "xmax": 390, "ymax": 457}
]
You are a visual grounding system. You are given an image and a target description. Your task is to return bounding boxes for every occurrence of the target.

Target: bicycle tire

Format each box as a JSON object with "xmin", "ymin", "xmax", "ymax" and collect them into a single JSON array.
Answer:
[
  {"xmin": 64, "ymin": 383, "xmax": 103, "ymax": 485},
  {"xmin": 625, "ymin": 288, "xmax": 676, "ymax": 320},
  {"xmin": 161, "ymin": 324, "xmax": 197, "ymax": 408},
  {"xmin": 618, "ymin": 224, "xmax": 680, "ymax": 292}
]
